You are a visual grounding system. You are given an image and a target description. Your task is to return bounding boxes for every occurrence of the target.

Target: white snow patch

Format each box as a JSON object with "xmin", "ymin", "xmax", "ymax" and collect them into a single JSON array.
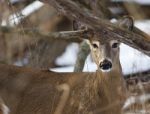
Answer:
[
  {"xmin": 2, "ymin": 1, "xmax": 44, "ymax": 26},
  {"xmin": 55, "ymin": 43, "xmax": 79, "ymax": 66},
  {"xmin": 50, "ymin": 66, "xmax": 74, "ymax": 72},
  {"xmin": 120, "ymin": 44, "xmax": 150, "ymax": 75},
  {"xmin": 123, "ymin": 94, "xmax": 150, "ymax": 109},
  {"xmin": 135, "ymin": 20, "xmax": 150, "ymax": 34}
]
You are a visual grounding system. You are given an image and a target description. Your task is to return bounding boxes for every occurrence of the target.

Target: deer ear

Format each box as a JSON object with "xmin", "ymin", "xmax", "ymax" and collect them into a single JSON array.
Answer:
[{"xmin": 118, "ymin": 16, "xmax": 134, "ymax": 31}]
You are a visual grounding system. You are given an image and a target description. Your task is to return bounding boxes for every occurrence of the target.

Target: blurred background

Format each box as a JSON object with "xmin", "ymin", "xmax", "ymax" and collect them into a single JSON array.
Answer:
[{"xmin": 0, "ymin": 0, "xmax": 150, "ymax": 76}]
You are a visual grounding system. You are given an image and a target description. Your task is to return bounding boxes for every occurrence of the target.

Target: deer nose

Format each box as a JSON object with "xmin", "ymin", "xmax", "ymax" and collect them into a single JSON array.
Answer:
[{"xmin": 99, "ymin": 59, "xmax": 112, "ymax": 70}]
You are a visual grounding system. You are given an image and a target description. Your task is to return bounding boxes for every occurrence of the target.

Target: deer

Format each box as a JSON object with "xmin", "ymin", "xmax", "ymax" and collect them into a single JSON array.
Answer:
[{"xmin": 0, "ymin": 17, "xmax": 133, "ymax": 114}]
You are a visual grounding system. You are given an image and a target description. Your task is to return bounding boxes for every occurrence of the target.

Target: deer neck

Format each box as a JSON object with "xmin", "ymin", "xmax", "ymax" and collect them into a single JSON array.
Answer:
[
  {"xmin": 83, "ymin": 62, "xmax": 124, "ymax": 110},
  {"xmin": 97, "ymin": 61, "xmax": 123, "ymax": 94}
]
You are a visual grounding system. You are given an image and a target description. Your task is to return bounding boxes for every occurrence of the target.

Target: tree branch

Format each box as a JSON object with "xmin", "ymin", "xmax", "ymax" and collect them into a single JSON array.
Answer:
[
  {"xmin": 0, "ymin": 26, "xmax": 86, "ymax": 43},
  {"xmin": 74, "ymin": 41, "xmax": 90, "ymax": 72}
]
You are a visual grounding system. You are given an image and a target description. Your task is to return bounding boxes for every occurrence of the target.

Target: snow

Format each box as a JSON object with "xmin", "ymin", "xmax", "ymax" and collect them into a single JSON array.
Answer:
[
  {"xmin": 135, "ymin": 20, "xmax": 150, "ymax": 34},
  {"xmin": 2, "ymin": 1, "xmax": 44, "ymax": 26},
  {"xmin": 56, "ymin": 43, "xmax": 79, "ymax": 66},
  {"xmin": 120, "ymin": 44, "xmax": 150, "ymax": 75},
  {"xmin": 123, "ymin": 94, "xmax": 150, "ymax": 109}
]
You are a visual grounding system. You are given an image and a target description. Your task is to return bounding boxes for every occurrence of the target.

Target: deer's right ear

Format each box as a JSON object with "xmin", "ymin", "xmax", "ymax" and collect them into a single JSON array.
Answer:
[{"xmin": 118, "ymin": 16, "xmax": 134, "ymax": 31}]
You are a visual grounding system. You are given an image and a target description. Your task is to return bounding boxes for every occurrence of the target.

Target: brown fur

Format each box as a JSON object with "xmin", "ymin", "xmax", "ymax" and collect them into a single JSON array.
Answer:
[{"xmin": 0, "ymin": 63, "xmax": 126, "ymax": 114}]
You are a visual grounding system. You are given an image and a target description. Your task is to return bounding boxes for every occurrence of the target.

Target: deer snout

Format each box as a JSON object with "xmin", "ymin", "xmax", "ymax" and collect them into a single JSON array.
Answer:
[{"xmin": 99, "ymin": 59, "xmax": 112, "ymax": 71}]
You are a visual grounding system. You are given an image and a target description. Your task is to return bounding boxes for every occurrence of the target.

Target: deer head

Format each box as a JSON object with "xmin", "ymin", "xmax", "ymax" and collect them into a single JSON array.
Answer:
[
  {"xmin": 73, "ymin": 16, "xmax": 133, "ymax": 72},
  {"xmin": 89, "ymin": 39, "xmax": 120, "ymax": 72},
  {"xmin": 88, "ymin": 16, "xmax": 134, "ymax": 72}
]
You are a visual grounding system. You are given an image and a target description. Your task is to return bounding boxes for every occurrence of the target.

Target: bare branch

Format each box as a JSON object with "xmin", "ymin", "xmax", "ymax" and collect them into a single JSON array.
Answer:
[
  {"xmin": 0, "ymin": 26, "xmax": 86, "ymax": 43},
  {"xmin": 74, "ymin": 41, "xmax": 90, "ymax": 72},
  {"xmin": 125, "ymin": 70, "xmax": 150, "ymax": 83},
  {"xmin": 25, "ymin": 29, "xmax": 85, "ymax": 43},
  {"xmin": 90, "ymin": 0, "xmax": 111, "ymax": 19}
]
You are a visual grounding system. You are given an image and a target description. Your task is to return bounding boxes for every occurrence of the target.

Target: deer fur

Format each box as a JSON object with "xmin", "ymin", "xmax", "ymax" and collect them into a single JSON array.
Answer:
[{"xmin": 0, "ymin": 63, "xmax": 126, "ymax": 114}]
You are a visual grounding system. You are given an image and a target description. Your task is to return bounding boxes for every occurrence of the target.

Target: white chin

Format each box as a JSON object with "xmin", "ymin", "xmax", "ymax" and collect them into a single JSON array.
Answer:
[{"xmin": 100, "ymin": 68, "xmax": 112, "ymax": 72}]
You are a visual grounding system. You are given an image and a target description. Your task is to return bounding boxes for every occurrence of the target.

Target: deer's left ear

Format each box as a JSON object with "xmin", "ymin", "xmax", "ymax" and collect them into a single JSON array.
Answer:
[{"xmin": 118, "ymin": 16, "xmax": 134, "ymax": 31}]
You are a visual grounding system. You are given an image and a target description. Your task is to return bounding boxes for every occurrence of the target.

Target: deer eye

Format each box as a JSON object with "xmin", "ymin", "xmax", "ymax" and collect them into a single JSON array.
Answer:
[
  {"xmin": 112, "ymin": 42, "xmax": 119, "ymax": 48},
  {"xmin": 92, "ymin": 43, "xmax": 98, "ymax": 48}
]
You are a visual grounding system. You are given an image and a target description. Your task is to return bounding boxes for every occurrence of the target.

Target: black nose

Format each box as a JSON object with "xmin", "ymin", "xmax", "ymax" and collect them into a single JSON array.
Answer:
[{"xmin": 99, "ymin": 59, "xmax": 112, "ymax": 70}]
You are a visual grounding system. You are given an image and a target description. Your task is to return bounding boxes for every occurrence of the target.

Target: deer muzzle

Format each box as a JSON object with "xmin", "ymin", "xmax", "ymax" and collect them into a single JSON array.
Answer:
[{"xmin": 99, "ymin": 59, "xmax": 112, "ymax": 71}]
